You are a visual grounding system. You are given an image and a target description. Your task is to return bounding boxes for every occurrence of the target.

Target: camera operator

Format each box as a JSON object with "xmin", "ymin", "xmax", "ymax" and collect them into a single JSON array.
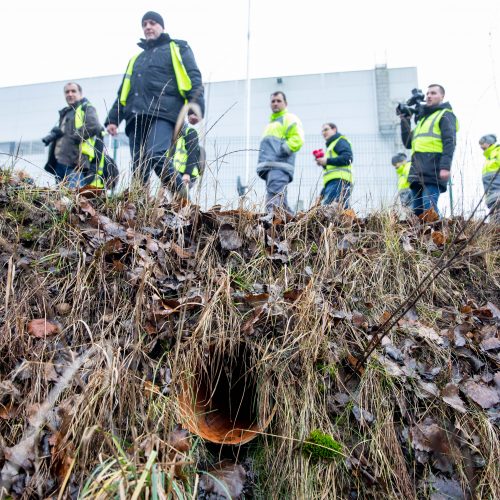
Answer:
[
  {"xmin": 44, "ymin": 82, "xmax": 103, "ymax": 188},
  {"xmin": 398, "ymin": 84, "xmax": 458, "ymax": 217}
]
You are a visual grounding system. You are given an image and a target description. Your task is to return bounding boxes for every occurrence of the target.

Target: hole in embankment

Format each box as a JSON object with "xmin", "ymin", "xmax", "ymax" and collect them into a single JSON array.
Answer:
[{"xmin": 178, "ymin": 343, "xmax": 272, "ymax": 445}]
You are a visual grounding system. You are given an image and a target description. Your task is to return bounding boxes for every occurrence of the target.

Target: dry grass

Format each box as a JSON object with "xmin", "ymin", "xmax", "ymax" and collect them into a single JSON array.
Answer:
[{"xmin": 0, "ymin": 172, "xmax": 499, "ymax": 498}]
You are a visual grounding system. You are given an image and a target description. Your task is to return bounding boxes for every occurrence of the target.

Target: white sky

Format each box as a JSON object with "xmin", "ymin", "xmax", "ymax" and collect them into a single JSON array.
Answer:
[
  {"xmin": 2, "ymin": 1, "xmax": 499, "ymax": 132},
  {"xmin": 1, "ymin": 0, "xmax": 500, "ymax": 208}
]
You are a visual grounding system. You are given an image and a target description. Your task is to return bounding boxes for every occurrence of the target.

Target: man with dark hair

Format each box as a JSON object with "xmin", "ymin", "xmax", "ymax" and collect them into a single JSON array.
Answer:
[
  {"xmin": 479, "ymin": 134, "xmax": 500, "ymax": 223},
  {"xmin": 43, "ymin": 82, "xmax": 104, "ymax": 188},
  {"xmin": 256, "ymin": 91, "xmax": 304, "ymax": 213},
  {"xmin": 399, "ymin": 84, "xmax": 458, "ymax": 217},
  {"xmin": 105, "ymin": 11, "xmax": 204, "ymax": 189}
]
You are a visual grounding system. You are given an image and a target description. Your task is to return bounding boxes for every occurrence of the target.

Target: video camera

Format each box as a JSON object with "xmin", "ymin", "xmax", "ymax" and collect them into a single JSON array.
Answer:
[{"xmin": 396, "ymin": 88, "xmax": 425, "ymax": 122}]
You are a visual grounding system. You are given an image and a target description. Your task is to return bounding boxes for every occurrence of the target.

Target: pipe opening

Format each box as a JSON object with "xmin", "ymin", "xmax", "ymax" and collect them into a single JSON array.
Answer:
[{"xmin": 178, "ymin": 343, "xmax": 271, "ymax": 445}]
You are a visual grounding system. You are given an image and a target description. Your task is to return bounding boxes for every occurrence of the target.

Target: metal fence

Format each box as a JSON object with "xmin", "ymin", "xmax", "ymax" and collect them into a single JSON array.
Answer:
[{"xmin": 0, "ymin": 134, "xmax": 486, "ymax": 216}]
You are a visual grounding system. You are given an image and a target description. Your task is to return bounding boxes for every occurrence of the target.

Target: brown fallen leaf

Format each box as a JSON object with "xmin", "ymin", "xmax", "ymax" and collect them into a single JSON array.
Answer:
[
  {"xmin": 120, "ymin": 202, "xmax": 137, "ymax": 225},
  {"xmin": 171, "ymin": 242, "xmax": 194, "ymax": 259},
  {"xmin": 55, "ymin": 303, "xmax": 71, "ymax": 316},
  {"xmin": 27, "ymin": 319, "xmax": 61, "ymax": 338},
  {"xmin": 378, "ymin": 310, "xmax": 392, "ymax": 324},
  {"xmin": 219, "ymin": 224, "xmax": 243, "ymax": 251},
  {"xmin": 283, "ymin": 288, "xmax": 303, "ymax": 302},
  {"xmin": 352, "ymin": 312, "xmax": 369, "ymax": 329},
  {"xmin": 472, "ymin": 307, "xmax": 494, "ymax": 319},
  {"xmin": 199, "ymin": 461, "xmax": 246, "ymax": 499},
  {"xmin": 243, "ymin": 293, "xmax": 270, "ymax": 305},
  {"xmin": 419, "ymin": 207, "xmax": 439, "ymax": 223},
  {"xmin": 411, "ymin": 418, "xmax": 450, "ymax": 458},
  {"xmin": 441, "ymin": 383, "xmax": 467, "ymax": 413},
  {"xmin": 431, "ymin": 231, "xmax": 446, "ymax": 246},
  {"xmin": 0, "ymin": 402, "xmax": 19, "ymax": 420},
  {"xmin": 167, "ymin": 426, "xmax": 191, "ymax": 454},
  {"xmin": 428, "ymin": 475, "xmax": 465, "ymax": 500},
  {"xmin": 462, "ymin": 381, "xmax": 500, "ymax": 409},
  {"xmin": 480, "ymin": 337, "xmax": 500, "ymax": 352},
  {"xmin": 346, "ymin": 354, "xmax": 365, "ymax": 375},
  {"xmin": 49, "ymin": 431, "xmax": 75, "ymax": 484}
]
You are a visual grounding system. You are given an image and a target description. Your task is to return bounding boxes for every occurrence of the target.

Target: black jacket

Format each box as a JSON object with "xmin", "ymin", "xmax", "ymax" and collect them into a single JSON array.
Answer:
[
  {"xmin": 325, "ymin": 132, "xmax": 353, "ymax": 167},
  {"xmin": 44, "ymin": 98, "xmax": 102, "ymax": 174},
  {"xmin": 401, "ymin": 102, "xmax": 457, "ymax": 192},
  {"xmin": 105, "ymin": 33, "xmax": 205, "ymax": 131}
]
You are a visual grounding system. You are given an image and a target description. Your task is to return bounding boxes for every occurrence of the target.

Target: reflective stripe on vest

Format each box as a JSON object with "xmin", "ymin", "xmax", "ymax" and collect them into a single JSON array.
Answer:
[
  {"xmin": 119, "ymin": 41, "xmax": 192, "ymax": 106},
  {"xmin": 411, "ymin": 108, "xmax": 458, "ymax": 154},
  {"xmin": 75, "ymin": 103, "xmax": 104, "ymax": 188},
  {"xmin": 323, "ymin": 135, "xmax": 353, "ymax": 186},
  {"xmin": 173, "ymin": 127, "xmax": 199, "ymax": 178},
  {"xmin": 482, "ymin": 144, "xmax": 500, "ymax": 176},
  {"xmin": 396, "ymin": 161, "xmax": 411, "ymax": 191},
  {"xmin": 87, "ymin": 151, "xmax": 105, "ymax": 188},
  {"xmin": 119, "ymin": 54, "xmax": 140, "ymax": 106},
  {"xmin": 74, "ymin": 103, "xmax": 96, "ymax": 162}
]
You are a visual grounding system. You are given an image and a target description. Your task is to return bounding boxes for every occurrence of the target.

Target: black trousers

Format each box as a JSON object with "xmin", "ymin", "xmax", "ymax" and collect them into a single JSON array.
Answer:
[{"xmin": 127, "ymin": 115, "xmax": 182, "ymax": 189}]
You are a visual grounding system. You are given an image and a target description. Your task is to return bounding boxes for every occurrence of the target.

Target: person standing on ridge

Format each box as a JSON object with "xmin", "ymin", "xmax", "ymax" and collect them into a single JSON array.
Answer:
[
  {"xmin": 399, "ymin": 84, "xmax": 458, "ymax": 217},
  {"xmin": 391, "ymin": 152, "xmax": 413, "ymax": 208},
  {"xmin": 105, "ymin": 11, "xmax": 204, "ymax": 189},
  {"xmin": 314, "ymin": 122, "xmax": 353, "ymax": 207},
  {"xmin": 256, "ymin": 91, "xmax": 304, "ymax": 214},
  {"xmin": 43, "ymin": 82, "xmax": 105, "ymax": 189},
  {"xmin": 479, "ymin": 134, "xmax": 500, "ymax": 223}
]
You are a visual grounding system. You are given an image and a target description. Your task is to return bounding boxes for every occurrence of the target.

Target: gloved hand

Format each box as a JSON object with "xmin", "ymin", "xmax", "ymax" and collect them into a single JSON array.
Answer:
[{"xmin": 280, "ymin": 141, "xmax": 292, "ymax": 156}]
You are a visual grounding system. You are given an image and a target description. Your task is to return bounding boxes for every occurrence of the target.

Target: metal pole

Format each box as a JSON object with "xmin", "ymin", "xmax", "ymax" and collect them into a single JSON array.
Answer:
[
  {"xmin": 244, "ymin": 0, "xmax": 252, "ymax": 187},
  {"xmin": 448, "ymin": 178, "xmax": 454, "ymax": 216}
]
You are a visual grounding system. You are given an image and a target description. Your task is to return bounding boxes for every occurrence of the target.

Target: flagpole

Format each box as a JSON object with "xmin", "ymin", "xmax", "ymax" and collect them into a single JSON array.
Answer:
[{"xmin": 244, "ymin": 0, "xmax": 252, "ymax": 187}]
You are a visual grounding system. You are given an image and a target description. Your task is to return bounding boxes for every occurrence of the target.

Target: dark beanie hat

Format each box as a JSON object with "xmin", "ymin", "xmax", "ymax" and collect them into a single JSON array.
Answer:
[
  {"xmin": 142, "ymin": 11, "xmax": 164, "ymax": 28},
  {"xmin": 391, "ymin": 152, "xmax": 407, "ymax": 165},
  {"xmin": 479, "ymin": 134, "xmax": 497, "ymax": 146}
]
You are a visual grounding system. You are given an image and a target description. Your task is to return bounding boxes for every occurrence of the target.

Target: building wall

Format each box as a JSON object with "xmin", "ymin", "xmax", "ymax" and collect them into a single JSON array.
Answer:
[{"xmin": 0, "ymin": 66, "xmax": 418, "ymax": 213}]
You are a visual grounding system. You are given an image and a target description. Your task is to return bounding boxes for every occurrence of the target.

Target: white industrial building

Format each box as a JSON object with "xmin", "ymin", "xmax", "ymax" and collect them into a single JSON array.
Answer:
[{"xmin": 0, "ymin": 65, "xmax": 417, "ymax": 212}]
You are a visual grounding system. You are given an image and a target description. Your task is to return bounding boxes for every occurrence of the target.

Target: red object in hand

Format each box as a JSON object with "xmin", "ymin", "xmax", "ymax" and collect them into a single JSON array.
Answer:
[{"xmin": 313, "ymin": 149, "xmax": 324, "ymax": 159}]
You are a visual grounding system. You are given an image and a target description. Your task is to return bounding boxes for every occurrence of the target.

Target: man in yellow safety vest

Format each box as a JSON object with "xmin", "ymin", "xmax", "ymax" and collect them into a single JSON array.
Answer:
[
  {"xmin": 256, "ymin": 91, "xmax": 304, "ymax": 214},
  {"xmin": 105, "ymin": 11, "xmax": 204, "ymax": 189},
  {"xmin": 391, "ymin": 152, "xmax": 413, "ymax": 208},
  {"xmin": 479, "ymin": 134, "xmax": 500, "ymax": 223},
  {"xmin": 399, "ymin": 84, "xmax": 458, "ymax": 217},
  {"xmin": 43, "ymin": 82, "xmax": 104, "ymax": 189}
]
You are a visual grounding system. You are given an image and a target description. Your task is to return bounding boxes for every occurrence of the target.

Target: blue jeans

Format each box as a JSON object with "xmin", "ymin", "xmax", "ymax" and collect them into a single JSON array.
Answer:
[
  {"xmin": 54, "ymin": 162, "xmax": 92, "ymax": 188},
  {"xmin": 411, "ymin": 184, "xmax": 441, "ymax": 216},
  {"xmin": 322, "ymin": 179, "xmax": 351, "ymax": 208}
]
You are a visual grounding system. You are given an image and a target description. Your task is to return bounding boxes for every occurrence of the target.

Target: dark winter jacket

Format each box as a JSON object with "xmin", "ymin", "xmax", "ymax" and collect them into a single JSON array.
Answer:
[
  {"xmin": 105, "ymin": 33, "xmax": 205, "ymax": 131},
  {"xmin": 45, "ymin": 98, "xmax": 102, "ymax": 174},
  {"xmin": 401, "ymin": 102, "xmax": 457, "ymax": 192},
  {"xmin": 325, "ymin": 133, "xmax": 353, "ymax": 167}
]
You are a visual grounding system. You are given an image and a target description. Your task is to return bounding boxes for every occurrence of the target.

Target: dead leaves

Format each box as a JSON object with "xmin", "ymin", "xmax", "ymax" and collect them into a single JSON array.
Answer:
[
  {"xmin": 199, "ymin": 461, "xmax": 247, "ymax": 499},
  {"xmin": 462, "ymin": 380, "xmax": 500, "ymax": 409},
  {"xmin": 27, "ymin": 319, "xmax": 61, "ymax": 338}
]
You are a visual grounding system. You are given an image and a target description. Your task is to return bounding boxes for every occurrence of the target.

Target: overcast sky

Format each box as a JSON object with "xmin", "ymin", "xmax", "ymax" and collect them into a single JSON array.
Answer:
[
  {"xmin": 1, "ymin": 0, "xmax": 500, "ymax": 205},
  {"xmin": 2, "ymin": 1, "xmax": 499, "ymax": 131}
]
